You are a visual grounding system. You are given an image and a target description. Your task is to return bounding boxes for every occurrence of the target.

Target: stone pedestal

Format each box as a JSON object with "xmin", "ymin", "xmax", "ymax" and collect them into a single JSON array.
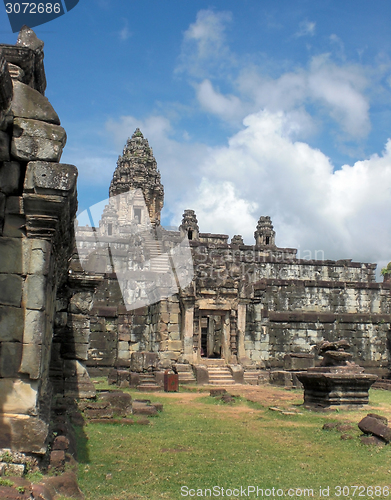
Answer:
[{"xmin": 297, "ymin": 366, "xmax": 378, "ymax": 408}]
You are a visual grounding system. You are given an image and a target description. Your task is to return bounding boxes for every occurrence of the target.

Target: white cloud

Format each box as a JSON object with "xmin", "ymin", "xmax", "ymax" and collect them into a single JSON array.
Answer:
[
  {"xmin": 308, "ymin": 55, "xmax": 370, "ymax": 138},
  {"xmin": 119, "ymin": 19, "xmax": 131, "ymax": 41},
  {"xmin": 196, "ymin": 79, "xmax": 246, "ymax": 122},
  {"xmin": 176, "ymin": 9, "xmax": 234, "ymax": 78},
  {"xmin": 171, "ymin": 109, "xmax": 391, "ymax": 275},
  {"xmin": 235, "ymin": 55, "xmax": 370, "ymax": 140},
  {"xmin": 295, "ymin": 20, "xmax": 316, "ymax": 38}
]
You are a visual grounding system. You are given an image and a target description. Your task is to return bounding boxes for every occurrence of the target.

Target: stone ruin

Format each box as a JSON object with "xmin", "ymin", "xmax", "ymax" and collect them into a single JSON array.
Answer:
[
  {"xmin": 0, "ymin": 27, "xmax": 390, "ymax": 461},
  {"xmin": 297, "ymin": 340, "xmax": 378, "ymax": 407},
  {"xmin": 0, "ymin": 26, "xmax": 90, "ymax": 459}
]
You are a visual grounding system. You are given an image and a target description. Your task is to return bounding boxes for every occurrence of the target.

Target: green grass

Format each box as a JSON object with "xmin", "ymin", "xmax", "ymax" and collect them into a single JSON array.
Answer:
[{"xmin": 75, "ymin": 388, "xmax": 391, "ymax": 500}]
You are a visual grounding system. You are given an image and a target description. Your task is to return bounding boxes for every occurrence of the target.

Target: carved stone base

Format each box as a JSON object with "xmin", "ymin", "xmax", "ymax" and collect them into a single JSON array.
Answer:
[{"xmin": 297, "ymin": 367, "xmax": 378, "ymax": 408}]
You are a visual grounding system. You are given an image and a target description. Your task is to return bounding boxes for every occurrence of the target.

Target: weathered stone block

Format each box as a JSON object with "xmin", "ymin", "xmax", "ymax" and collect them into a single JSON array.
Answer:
[
  {"xmin": 0, "ymin": 237, "xmax": 22, "ymax": 273},
  {"xmin": 24, "ymin": 275, "xmax": 46, "ymax": 310},
  {"xmin": 24, "ymin": 161, "xmax": 77, "ymax": 194},
  {"xmin": 0, "ymin": 192, "xmax": 5, "ymax": 235},
  {"xmin": 0, "ymin": 414, "xmax": 48, "ymax": 454},
  {"xmin": 0, "ymin": 341, "xmax": 22, "ymax": 377},
  {"xmin": 0, "ymin": 378, "xmax": 38, "ymax": 414},
  {"xmin": 11, "ymin": 80, "xmax": 60, "ymax": 124},
  {"xmin": 358, "ymin": 416, "xmax": 391, "ymax": 442},
  {"xmin": 2, "ymin": 214, "xmax": 24, "ymax": 237},
  {"xmin": 12, "ymin": 134, "xmax": 64, "ymax": 161},
  {"xmin": 67, "ymin": 313, "xmax": 89, "ymax": 330},
  {"xmin": 0, "ymin": 274, "xmax": 22, "ymax": 306},
  {"xmin": 19, "ymin": 343, "xmax": 42, "ymax": 379},
  {"xmin": 166, "ymin": 340, "xmax": 182, "ymax": 351},
  {"xmin": 169, "ymin": 313, "xmax": 179, "ymax": 323},
  {"xmin": 23, "ymin": 239, "xmax": 51, "ymax": 275},
  {"xmin": 284, "ymin": 353, "xmax": 315, "ymax": 370},
  {"xmin": 69, "ymin": 291, "xmax": 93, "ymax": 314},
  {"xmin": 119, "ymin": 333, "xmax": 131, "ymax": 342},
  {"xmin": 0, "ymin": 306, "xmax": 23, "ymax": 341},
  {"xmin": 194, "ymin": 365, "xmax": 209, "ymax": 385},
  {"xmin": 0, "ymin": 161, "xmax": 21, "ymax": 194},
  {"xmin": 24, "ymin": 309, "xmax": 45, "ymax": 344},
  {"xmin": 0, "ymin": 130, "xmax": 10, "ymax": 161}
]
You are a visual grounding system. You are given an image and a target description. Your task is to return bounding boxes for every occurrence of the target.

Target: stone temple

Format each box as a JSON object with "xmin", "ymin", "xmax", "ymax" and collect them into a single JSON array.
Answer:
[
  {"xmin": 0, "ymin": 27, "xmax": 390, "ymax": 457},
  {"xmin": 73, "ymin": 128, "xmax": 391, "ymax": 383}
]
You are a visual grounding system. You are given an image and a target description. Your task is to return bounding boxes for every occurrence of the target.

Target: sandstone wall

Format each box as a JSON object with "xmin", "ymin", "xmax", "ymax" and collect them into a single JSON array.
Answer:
[{"xmin": 0, "ymin": 28, "xmax": 78, "ymax": 454}]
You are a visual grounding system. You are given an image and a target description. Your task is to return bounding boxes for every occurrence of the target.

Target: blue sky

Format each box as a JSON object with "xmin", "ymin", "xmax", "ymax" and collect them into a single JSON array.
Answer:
[{"xmin": 1, "ymin": 0, "xmax": 391, "ymax": 275}]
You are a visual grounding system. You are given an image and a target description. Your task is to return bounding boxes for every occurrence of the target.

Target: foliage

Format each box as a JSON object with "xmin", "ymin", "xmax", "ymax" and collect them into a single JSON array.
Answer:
[
  {"xmin": 26, "ymin": 470, "xmax": 44, "ymax": 483},
  {"xmin": 381, "ymin": 261, "xmax": 391, "ymax": 275},
  {"xmin": 0, "ymin": 478, "xmax": 14, "ymax": 487}
]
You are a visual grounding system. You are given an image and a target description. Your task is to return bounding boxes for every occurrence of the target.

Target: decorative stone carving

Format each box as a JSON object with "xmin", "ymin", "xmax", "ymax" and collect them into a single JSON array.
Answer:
[{"xmin": 231, "ymin": 235, "xmax": 244, "ymax": 246}]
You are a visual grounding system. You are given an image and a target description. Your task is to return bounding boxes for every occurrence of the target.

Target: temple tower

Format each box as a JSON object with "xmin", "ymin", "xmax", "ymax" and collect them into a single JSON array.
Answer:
[
  {"xmin": 109, "ymin": 129, "xmax": 164, "ymax": 225},
  {"xmin": 180, "ymin": 209, "xmax": 199, "ymax": 241},
  {"xmin": 254, "ymin": 216, "xmax": 276, "ymax": 246}
]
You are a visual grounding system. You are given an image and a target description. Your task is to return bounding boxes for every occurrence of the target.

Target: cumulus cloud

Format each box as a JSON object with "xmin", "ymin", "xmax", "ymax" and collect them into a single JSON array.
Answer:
[
  {"xmin": 175, "ymin": 9, "xmax": 235, "ymax": 78},
  {"xmin": 195, "ymin": 79, "xmax": 246, "ymax": 122},
  {"xmin": 235, "ymin": 55, "xmax": 370, "ymax": 139},
  {"xmin": 171, "ymin": 109, "xmax": 391, "ymax": 275}
]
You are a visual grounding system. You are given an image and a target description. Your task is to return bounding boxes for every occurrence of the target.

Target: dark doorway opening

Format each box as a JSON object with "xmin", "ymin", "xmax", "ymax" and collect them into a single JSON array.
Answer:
[
  {"xmin": 188, "ymin": 229, "xmax": 193, "ymax": 240},
  {"xmin": 134, "ymin": 208, "xmax": 142, "ymax": 224},
  {"xmin": 200, "ymin": 315, "xmax": 222, "ymax": 358}
]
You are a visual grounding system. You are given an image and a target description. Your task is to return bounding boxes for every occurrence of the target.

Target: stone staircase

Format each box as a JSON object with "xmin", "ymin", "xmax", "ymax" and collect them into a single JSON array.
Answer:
[
  {"xmin": 202, "ymin": 360, "xmax": 236, "ymax": 385},
  {"xmin": 137, "ymin": 373, "xmax": 161, "ymax": 392},
  {"xmin": 243, "ymin": 370, "xmax": 260, "ymax": 385},
  {"xmin": 144, "ymin": 238, "xmax": 170, "ymax": 273},
  {"xmin": 175, "ymin": 364, "xmax": 196, "ymax": 384}
]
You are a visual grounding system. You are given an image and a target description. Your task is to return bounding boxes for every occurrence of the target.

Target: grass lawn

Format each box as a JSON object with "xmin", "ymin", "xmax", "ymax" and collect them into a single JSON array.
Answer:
[{"xmin": 75, "ymin": 384, "xmax": 391, "ymax": 500}]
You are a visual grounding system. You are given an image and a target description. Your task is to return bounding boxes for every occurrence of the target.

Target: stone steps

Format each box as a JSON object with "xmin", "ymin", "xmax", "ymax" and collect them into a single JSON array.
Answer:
[
  {"xmin": 144, "ymin": 238, "xmax": 171, "ymax": 272},
  {"xmin": 207, "ymin": 366, "xmax": 236, "ymax": 385},
  {"xmin": 174, "ymin": 364, "xmax": 196, "ymax": 384},
  {"xmin": 137, "ymin": 373, "xmax": 161, "ymax": 392},
  {"xmin": 243, "ymin": 371, "xmax": 259, "ymax": 385}
]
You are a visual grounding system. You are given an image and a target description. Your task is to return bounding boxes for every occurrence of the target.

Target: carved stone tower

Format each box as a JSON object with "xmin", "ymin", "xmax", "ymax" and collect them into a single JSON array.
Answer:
[
  {"xmin": 180, "ymin": 209, "xmax": 199, "ymax": 241},
  {"xmin": 254, "ymin": 216, "xmax": 276, "ymax": 246},
  {"xmin": 109, "ymin": 129, "xmax": 164, "ymax": 225}
]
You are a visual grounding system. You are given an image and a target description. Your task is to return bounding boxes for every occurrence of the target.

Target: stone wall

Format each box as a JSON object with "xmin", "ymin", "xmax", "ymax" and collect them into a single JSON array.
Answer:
[{"xmin": 0, "ymin": 27, "xmax": 78, "ymax": 454}]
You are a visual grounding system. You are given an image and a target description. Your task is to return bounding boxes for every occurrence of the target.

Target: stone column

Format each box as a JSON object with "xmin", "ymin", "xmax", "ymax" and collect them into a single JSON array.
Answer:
[
  {"xmin": 237, "ymin": 303, "xmax": 247, "ymax": 362},
  {"xmin": 222, "ymin": 311, "xmax": 230, "ymax": 361},
  {"xmin": 182, "ymin": 302, "xmax": 195, "ymax": 363}
]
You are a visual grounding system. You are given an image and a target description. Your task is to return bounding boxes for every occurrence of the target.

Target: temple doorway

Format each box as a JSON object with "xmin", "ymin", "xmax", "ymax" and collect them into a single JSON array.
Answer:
[{"xmin": 200, "ymin": 314, "xmax": 223, "ymax": 358}]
